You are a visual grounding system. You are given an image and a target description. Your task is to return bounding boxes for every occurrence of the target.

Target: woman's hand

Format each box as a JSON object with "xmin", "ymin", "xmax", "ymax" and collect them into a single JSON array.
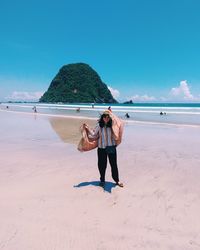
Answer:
[{"xmin": 83, "ymin": 123, "xmax": 89, "ymax": 130}]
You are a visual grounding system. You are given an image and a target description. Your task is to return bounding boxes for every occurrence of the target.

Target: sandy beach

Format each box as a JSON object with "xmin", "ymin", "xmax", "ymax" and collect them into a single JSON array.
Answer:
[{"xmin": 1, "ymin": 110, "xmax": 200, "ymax": 250}]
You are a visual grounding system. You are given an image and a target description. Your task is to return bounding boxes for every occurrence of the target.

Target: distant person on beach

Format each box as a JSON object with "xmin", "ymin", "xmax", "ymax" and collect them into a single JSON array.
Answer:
[
  {"xmin": 32, "ymin": 106, "xmax": 37, "ymax": 113},
  {"xmin": 160, "ymin": 111, "xmax": 167, "ymax": 116},
  {"xmin": 76, "ymin": 107, "xmax": 80, "ymax": 112},
  {"xmin": 83, "ymin": 111, "xmax": 123, "ymax": 188},
  {"xmin": 108, "ymin": 106, "xmax": 112, "ymax": 112},
  {"xmin": 125, "ymin": 113, "xmax": 130, "ymax": 118}
]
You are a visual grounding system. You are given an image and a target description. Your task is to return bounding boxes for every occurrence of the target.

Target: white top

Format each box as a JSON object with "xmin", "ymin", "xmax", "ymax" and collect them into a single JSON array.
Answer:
[{"xmin": 88, "ymin": 124, "xmax": 116, "ymax": 148}]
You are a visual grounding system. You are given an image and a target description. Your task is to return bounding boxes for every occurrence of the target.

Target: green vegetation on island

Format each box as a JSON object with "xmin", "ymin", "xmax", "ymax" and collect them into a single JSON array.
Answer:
[{"xmin": 39, "ymin": 63, "xmax": 117, "ymax": 103}]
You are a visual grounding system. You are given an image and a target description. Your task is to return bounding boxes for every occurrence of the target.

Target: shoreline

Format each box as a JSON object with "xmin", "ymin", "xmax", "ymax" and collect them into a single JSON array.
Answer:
[{"xmin": 1, "ymin": 108, "xmax": 200, "ymax": 129}]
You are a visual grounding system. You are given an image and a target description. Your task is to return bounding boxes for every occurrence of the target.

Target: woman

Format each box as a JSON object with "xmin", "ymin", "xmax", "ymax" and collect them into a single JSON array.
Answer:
[{"xmin": 84, "ymin": 111, "xmax": 123, "ymax": 188}]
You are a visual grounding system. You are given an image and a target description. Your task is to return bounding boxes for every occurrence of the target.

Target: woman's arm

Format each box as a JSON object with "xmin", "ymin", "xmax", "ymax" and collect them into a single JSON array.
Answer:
[{"xmin": 83, "ymin": 123, "xmax": 99, "ymax": 138}]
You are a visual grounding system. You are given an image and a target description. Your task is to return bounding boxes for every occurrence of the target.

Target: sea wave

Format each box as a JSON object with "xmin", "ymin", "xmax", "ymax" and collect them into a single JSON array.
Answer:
[
  {"xmin": 1, "ymin": 108, "xmax": 200, "ymax": 129},
  {"xmin": 2, "ymin": 103, "xmax": 200, "ymax": 115}
]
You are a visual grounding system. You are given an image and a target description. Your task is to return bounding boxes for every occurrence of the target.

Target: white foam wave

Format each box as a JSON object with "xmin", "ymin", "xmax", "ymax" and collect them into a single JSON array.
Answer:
[
  {"xmin": 1, "ymin": 109, "xmax": 200, "ymax": 129},
  {"xmin": 2, "ymin": 103, "xmax": 200, "ymax": 115}
]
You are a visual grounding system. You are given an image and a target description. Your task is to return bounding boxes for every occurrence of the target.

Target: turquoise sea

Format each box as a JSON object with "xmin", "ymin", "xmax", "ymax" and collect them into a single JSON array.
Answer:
[{"xmin": 1, "ymin": 102, "xmax": 200, "ymax": 127}]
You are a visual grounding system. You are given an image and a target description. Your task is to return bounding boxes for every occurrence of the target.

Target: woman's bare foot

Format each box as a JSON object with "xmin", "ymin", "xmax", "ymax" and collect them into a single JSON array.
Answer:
[{"xmin": 116, "ymin": 182, "xmax": 124, "ymax": 187}]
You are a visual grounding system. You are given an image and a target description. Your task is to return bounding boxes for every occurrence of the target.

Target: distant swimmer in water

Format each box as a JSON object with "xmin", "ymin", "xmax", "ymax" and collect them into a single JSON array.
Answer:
[
  {"xmin": 76, "ymin": 107, "xmax": 80, "ymax": 112},
  {"xmin": 125, "ymin": 113, "xmax": 130, "ymax": 118},
  {"xmin": 160, "ymin": 111, "xmax": 163, "ymax": 115}
]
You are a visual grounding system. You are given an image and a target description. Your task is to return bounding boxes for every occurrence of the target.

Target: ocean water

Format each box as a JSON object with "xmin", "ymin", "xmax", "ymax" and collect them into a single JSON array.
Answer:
[{"xmin": 1, "ymin": 102, "xmax": 200, "ymax": 127}]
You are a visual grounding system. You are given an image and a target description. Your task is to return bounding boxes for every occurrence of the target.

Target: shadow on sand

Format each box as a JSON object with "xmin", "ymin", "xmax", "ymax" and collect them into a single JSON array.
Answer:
[{"xmin": 74, "ymin": 181, "xmax": 117, "ymax": 193}]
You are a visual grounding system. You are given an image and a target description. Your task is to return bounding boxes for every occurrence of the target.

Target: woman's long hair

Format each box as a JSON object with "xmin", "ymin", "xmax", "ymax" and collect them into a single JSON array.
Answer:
[{"xmin": 98, "ymin": 114, "xmax": 112, "ymax": 128}]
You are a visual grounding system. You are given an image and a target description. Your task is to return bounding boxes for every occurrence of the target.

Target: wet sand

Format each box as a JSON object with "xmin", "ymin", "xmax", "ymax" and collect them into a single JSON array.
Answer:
[
  {"xmin": 1, "ymin": 110, "xmax": 200, "ymax": 250},
  {"xmin": 49, "ymin": 117, "xmax": 97, "ymax": 144}
]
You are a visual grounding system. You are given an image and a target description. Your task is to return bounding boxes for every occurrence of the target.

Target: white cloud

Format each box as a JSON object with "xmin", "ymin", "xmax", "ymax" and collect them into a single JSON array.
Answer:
[
  {"xmin": 108, "ymin": 86, "xmax": 120, "ymax": 99},
  {"xmin": 0, "ymin": 75, "xmax": 49, "ymax": 101},
  {"xmin": 170, "ymin": 80, "xmax": 194, "ymax": 100},
  {"xmin": 6, "ymin": 91, "xmax": 44, "ymax": 101},
  {"xmin": 130, "ymin": 94, "xmax": 156, "ymax": 102}
]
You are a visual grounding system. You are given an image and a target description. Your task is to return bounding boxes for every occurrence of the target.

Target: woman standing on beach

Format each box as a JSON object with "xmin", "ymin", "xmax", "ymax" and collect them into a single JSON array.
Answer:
[{"xmin": 83, "ymin": 111, "xmax": 123, "ymax": 188}]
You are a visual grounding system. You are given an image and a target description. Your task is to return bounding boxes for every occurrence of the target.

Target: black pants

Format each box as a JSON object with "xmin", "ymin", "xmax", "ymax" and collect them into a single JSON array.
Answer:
[{"xmin": 97, "ymin": 147, "xmax": 119, "ymax": 183}]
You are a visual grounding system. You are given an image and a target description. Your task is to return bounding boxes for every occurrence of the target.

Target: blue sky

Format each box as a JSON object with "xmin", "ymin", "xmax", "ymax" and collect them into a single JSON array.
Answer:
[{"xmin": 0, "ymin": 0, "xmax": 200, "ymax": 102}]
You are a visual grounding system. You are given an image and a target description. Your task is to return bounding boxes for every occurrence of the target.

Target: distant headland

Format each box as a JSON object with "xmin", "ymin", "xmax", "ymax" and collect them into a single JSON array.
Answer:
[{"xmin": 39, "ymin": 63, "xmax": 117, "ymax": 103}]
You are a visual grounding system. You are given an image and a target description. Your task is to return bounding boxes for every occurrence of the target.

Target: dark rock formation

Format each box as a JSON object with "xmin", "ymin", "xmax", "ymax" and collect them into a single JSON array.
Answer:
[
  {"xmin": 123, "ymin": 100, "xmax": 133, "ymax": 104},
  {"xmin": 40, "ymin": 63, "xmax": 117, "ymax": 103}
]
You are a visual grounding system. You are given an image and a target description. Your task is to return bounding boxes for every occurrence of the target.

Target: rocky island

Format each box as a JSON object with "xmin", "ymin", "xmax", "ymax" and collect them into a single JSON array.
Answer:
[{"xmin": 40, "ymin": 63, "xmax": 117, "ymax": 103}]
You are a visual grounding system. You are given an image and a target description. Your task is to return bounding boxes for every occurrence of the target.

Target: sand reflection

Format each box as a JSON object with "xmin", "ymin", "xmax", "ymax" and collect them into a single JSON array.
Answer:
[{"xmin": 49, "ymin": 117, "xmax": 97, "ymax": 144}]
